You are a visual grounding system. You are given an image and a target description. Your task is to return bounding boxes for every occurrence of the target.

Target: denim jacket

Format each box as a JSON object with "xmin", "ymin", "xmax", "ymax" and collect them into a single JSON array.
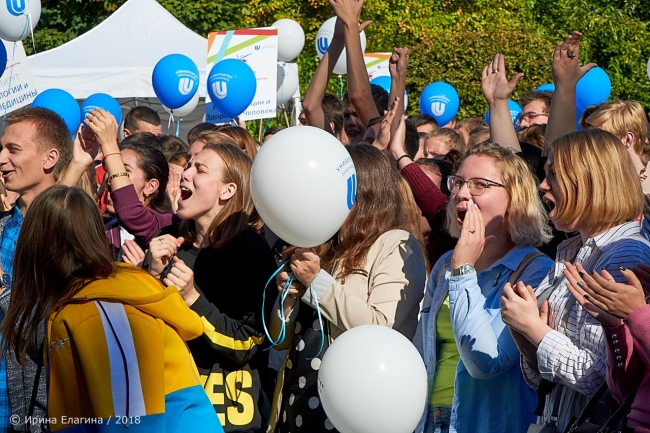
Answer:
[{"xmin": 413, "ymin": 245, "xmax": 553, "ymax": 433}]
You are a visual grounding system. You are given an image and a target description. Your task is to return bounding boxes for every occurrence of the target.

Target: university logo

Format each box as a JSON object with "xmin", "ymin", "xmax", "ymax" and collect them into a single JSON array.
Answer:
[
  {"xmin": 431, "ymin": 101, "xmax": 446, "ymax": 117},
  {"xmin": 212, "ymin": 81, "xmax": 227, "ymax": 99},
  {"xmin": 346, "ymin": 173, "xmax": 357, "ymax": 210},
  {"xmin": 254, "ymin": 45, "xmax": 260, "ymax": 51},
  {"xmin": 178, "ymin": 78, "xmax": 195, "ymax": 96},
  {"xmin": 317, "ymin": 37, "xmax": 329, "ymax": 55},
  {"xmin": 7, "ymin": 0, "xmax": 25, "ymax": 16}
]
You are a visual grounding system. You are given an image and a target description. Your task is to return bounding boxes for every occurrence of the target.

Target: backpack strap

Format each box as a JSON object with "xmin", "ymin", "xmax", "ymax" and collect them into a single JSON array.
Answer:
[{"xmin": 507, "ymin": 250, "xmax": 547, "ymax": 287}]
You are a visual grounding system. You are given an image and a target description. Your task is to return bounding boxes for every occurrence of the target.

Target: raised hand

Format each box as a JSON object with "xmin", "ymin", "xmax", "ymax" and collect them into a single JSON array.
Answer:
[
  {"xmin": 84, "ymin": 108, "xmax": 119, "ymax": 152},
  {"xmin": 481, "ymin": 53, "xmax": 524, "ymax": 105},
  {"xmin": 552, "ymin": 31, "xmax": 596, "ymax": 89},
  {"xmin": 72, "ymin": 124, "xmax": 99, "ymax": 168},
  {"xmin": 565, "ymin": 262, "xmax": 644, "ymax": 322},
  {"xmin": 450, "ymin": 199, "xmax": 496, "ymax": 270},
  {"xmin": 290, "ymin": 248, "xmax": 321, "ymax": 288},
  {"xmin": 167, "ymin": 167, "xmax": 181, "ymax": 214},
  {"xmin": 121, "ymin": 240, "xmax": 146, "ymax": 268},
  {"xmin": 163, "ymin": 256, "xmax": 200, "ymax": 306},
  {"xmin": 389, "ymin": 47, "xmax": 409, "ymax": 79},
  {"xmin": 147, "ymin": 235, "xmax": 184, "ymax": 278},
  {"xmin": 329, "ymin": 0, "xmax": 364, "ymax": 27},
  {"xmin": 372, "ymin": 98, "xmax": 398, "ymax": 153}
]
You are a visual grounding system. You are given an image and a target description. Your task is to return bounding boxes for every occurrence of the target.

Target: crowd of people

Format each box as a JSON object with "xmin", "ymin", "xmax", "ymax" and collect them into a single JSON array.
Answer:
[{"xmin": 0, "ymin": 0, "xmax": 648, "ymax": 432}]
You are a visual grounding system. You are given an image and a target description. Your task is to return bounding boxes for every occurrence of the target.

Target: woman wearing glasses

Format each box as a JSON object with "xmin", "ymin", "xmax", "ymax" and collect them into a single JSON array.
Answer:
[{"xmin": 414, "ymin": 142, "xmax": 553, "ymax": 433}]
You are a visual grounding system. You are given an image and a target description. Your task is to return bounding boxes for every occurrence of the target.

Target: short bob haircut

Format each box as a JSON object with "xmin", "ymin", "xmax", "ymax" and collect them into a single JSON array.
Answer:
[
  {"xmin": 446, "ymin": 142, "xmax": 552, "ymax": 247},
  {"xmin": 549, "ymin": 128, "xmax": 643, "ymax": 229},
  {"xmin": 585, "ymin": 100, "xmax": 648, "ymax": 155}
]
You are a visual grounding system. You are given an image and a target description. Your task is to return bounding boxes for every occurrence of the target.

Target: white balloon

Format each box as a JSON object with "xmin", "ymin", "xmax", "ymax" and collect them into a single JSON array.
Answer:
[
  {"xmin": 251, "ymin": 126, "xmax": 356, "ymax": 247},
  {"xmin": 273, "ymin": 19, "xmax": 305, "ymax": 62},
  {"xmin": 315, "ymin": 17, "xmax": 367, "ymax": 75},
  {"xmin": 277, "ymin": 63, "xmax": 299, "ymax": 106},
  {"xmin": 0, "ymin": 0, "xmax": 41, "ymax": 42},
  {"xmin": 318, "ymin": 326, "xmax": 428, "ymax": 433},
  {"xmin": 164, "ymin": 91, "xmax": 199, "ymax": 118}
]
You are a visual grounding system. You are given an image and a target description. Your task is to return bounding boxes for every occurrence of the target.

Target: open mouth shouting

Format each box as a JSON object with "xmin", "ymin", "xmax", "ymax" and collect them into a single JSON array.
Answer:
[
  {"xmin": 179, "ymin": 185, "xmax": 193, "ymax": 204},
  {"xmin": 542, "ymin": 195, "xmax": 556, "ymax": 218},
  {"xmin": 456, "ymin": 208, "xmax": 468, "ymax": 225}
]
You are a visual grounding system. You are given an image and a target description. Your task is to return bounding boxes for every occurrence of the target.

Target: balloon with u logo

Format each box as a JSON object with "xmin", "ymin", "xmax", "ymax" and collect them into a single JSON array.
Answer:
[
  {"xmin": 251, "ymin": 126, "xmax": 355, "ymax": 248},
  {"xmin": 152, "ymin": 54, "xmax": 199, "ymax": 110},
  {"xmin": 419, "ymin": 82, "xmax": 459, "ymax": 127},
  {"xmin": 81, "ymin": 93, "xmax": 123, "ymax": 125},
  {"xmin": 207, "ymin": 58, "xmax": 257, "ymax": 118},
  {"xmin": 315, "ymin": 17, "xmax": 366, "ymax": 75},
  {"xmin": 0, "ymin": 0, "xmax": 41, "ymax": 42}
]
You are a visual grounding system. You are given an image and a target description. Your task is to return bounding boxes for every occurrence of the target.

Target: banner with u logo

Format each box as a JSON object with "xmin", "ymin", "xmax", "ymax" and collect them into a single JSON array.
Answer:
[{"xmin": 205, "ymin": 27, "xmax": 278, "ymax": 124}]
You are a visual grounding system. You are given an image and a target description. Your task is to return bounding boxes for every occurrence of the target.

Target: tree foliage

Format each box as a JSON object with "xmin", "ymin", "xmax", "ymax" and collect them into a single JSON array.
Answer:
[{"xmin": 27, "ymin": 0, "xmax": 650, "ymax": 117}]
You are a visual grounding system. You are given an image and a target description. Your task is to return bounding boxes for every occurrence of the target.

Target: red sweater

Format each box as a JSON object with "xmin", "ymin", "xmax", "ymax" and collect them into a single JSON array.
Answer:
[
  {"xmin": 399, "ymin": 163, "xmax": 456, "ymax": 269},
  {"xmin": 605, "ymin": 304, "xmax": 650, "ymax": 432},
  {"xmin": 111, "ymin": 184, "xmax": 181, "ymax": 246}
]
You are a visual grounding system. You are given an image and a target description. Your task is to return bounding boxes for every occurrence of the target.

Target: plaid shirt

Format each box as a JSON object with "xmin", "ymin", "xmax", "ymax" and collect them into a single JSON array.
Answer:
[{"xmin": 0, "ymin": 207, "xmax": 23, "ymax": 431}]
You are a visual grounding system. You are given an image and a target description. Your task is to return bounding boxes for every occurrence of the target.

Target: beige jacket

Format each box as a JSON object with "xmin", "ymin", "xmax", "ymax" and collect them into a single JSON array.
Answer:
[{"xmin": 267, "ymin": 229, "xmax": 426, "ymax": 431}]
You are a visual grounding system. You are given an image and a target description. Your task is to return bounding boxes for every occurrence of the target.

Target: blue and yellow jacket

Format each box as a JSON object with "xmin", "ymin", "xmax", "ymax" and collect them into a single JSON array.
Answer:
[{"xmin": 46, "ymin": 264, "xmax": 223, "ymax": 432}]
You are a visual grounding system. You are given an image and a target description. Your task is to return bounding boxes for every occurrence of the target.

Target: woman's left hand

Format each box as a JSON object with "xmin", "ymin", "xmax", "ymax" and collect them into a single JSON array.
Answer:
[
  {"xmin": 501, "ymin": 281, "xmax": 552, "ymax": 344},
  {"xmin": 163, "ymin": 256, "xmax": 200, "ymax": 307},
  {"xmin": 566, "ymin": 262, "xmax": 645, "ymax": 321},
  {"xmin": 451, "ymin": 199, "xmax": 496, "ymax": 269},
  {"xmin": 290, "ymin": 248, "xmax": 321, "ymax": 287}
]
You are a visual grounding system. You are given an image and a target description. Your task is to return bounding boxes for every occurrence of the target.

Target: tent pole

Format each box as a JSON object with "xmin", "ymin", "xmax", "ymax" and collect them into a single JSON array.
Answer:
[{"xmin": 258, "ymin": 118, "xmax": 264, "ymax": 142}]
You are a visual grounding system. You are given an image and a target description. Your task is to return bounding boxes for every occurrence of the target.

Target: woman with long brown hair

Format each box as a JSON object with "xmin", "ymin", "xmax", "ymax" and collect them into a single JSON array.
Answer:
[
  {"xmin": 267, "ymin": 143, "xmax": 427, "ymax": 433},
  {"xmin": 0, "ymin": 186, "xmax": 222, "ymax": 432},
  {"xmin": 144, "ymin": 137, "xmax": 276, "ymax": 433}
]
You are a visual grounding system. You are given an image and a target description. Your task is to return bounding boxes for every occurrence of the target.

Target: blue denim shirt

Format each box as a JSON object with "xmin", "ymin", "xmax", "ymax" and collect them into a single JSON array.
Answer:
[
  {"xmin": 0, "ymin": 207, "xmax": 23, "ymax": 431},
  {"xmin": 414, "ymin": 245, "xmax": 553, "ymax": 433}
]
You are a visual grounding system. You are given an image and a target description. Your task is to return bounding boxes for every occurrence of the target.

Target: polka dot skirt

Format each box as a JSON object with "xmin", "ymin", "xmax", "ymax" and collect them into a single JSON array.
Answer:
[{"xmin": 278, "ymin": 304, "xmax": 337, "ymax": 433}]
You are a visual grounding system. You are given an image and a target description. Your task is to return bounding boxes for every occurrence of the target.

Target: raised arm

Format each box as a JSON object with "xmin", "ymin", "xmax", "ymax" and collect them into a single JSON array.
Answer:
[
  {"xmin": 330, "ymin": 0, "xmax": 379, "ymax": 128},
  {"xmin": 388, "ymin": 48, "xmax": 408, "ymax": 137},
  {"xmin": 303, "ymin": 18, "xmax": 370, "ymax": 133},
  {"xmin": 543, "ymin": 32, "xmax": 596, "ymax": 155},
  {"xmin": 481, "ymin": 53, "xmax": 523, "ymax": 152}
]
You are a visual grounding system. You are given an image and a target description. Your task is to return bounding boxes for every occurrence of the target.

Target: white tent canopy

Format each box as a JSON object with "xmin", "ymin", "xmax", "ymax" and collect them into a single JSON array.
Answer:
[{"xmin": 27, "ymin": 0, "xmax": 208, "ymax": 99}]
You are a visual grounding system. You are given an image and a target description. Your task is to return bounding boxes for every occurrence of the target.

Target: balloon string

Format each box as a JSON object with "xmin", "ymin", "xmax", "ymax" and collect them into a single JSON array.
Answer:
[
  {"xmin": 261, "ymin": 263, "xmax": 295, "ymax": 349},
  {"xmin": 167, "ymin": 111, "xmax": 174, "ymax": 131},
  {"xmin": 306, "ymin": 281, "xmax": 325, "ymax": 361},
  {"xmin": 27, "ymin": 8, "xmax": 37, "ymax": 55},
  {"xmin": 175, "ymin": 119, "xmax": 181, "ymax": 138},
  {"xmin": 3, "ymin": 43, "xmax": 18, "ymax": 121},
  {"xmin": 338, "ymin": 75, "xmax": 344, "ymax": 100}
]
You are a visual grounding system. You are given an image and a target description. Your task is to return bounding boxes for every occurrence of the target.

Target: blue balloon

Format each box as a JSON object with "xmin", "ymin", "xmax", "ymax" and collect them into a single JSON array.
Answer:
[
  {"xmin": 576, "ymin": 67, "xmax": 611, "ymax": 112},
  {"xmin": 419, "ymin": 82, "xmax": 459, "ymax": 126},
  {"xmin": 32, "ymin": 89, "xmax": 81, "ymax": 135},
  {"xmin": 81, "ymin": 93, "xmax": 122, "ymax": 125},
  {"xmin": 484, "ymin": 100, "xmax": 522, "ymax": 128},
  {"xmin": 370, "ymin": 76, "xmax": 391, "ymax": 93},
  {"xmin": 152, "ymin": 54, "xmax": 199, "ymax": 110},
  {"xmin": 369, "ymin": 76, "xmax": 408, "ymax": 111},
  {"xmin": 208, "ymin": 59, "xmax": 257, "ymax": 118},
  {"xmin": 536, "ymin": 83, "xmax": 555, "ymax": 92},
  {"xmin": 0, "ymin": 42, "xmax": 6, "ymax": 79}
]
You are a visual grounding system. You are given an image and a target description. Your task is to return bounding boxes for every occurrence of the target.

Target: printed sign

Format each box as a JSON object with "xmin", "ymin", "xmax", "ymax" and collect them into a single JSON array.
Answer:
[
  {"xmin": 0, "ymin": 40, "xmax": 37, "ymax": 115},
  {"xmin": 206, "ymin": 28, "xmax": 278, "ymax": 124},
  {"xmin": 365, "ymin": 52, "xmax": 391, "ymax": 80}
]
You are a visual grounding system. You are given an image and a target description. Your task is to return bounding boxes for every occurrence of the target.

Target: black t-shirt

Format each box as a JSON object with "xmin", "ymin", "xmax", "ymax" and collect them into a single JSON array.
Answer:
[{"xmin": 152, "ymin": 225, "xmax": 277, "ymax": 433}]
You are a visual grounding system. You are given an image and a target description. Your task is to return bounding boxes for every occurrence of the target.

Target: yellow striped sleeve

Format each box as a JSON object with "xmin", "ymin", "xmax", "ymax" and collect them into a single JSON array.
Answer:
[{"xmin": 201, "ymin": 317, "xmax": 264, "ymax": 350}]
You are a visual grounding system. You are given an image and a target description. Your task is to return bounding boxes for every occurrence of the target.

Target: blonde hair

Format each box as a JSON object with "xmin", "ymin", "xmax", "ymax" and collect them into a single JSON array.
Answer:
[
  {"xmin": 550, "ymin": 129, "xmax": 642, "ymax": 229},
  {"xmin": 427, "ymin": 128, "xmax": 466, "ymax": 154},
  {"xmin": 446, "ymin": 143, "xmax": 552, "ymax": 247},
  {"xmin": 586, "ymin": 100, "xmax": 648, "ymax": 155}
]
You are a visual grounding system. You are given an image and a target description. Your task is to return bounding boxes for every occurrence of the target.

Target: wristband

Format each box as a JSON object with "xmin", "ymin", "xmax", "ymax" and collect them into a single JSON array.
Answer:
[
  {"xmin": 107, "ymin": 172, "xmax": 129, "ymax": 182},
  {"xmin": 395, "ymin": 154, "xmax": 412, "ymax": 167},
  {"xmin": 101, "ymin": 152, "xmax": 121, "ymax": 160}
]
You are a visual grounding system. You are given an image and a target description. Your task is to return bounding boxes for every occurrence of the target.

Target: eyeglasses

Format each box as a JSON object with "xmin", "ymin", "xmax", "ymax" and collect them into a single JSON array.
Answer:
[
  {"xmin": 515, "ymin": 112, "xmax": 549, "ymax": 126},
  {"xmin": 447, "ymin": 175, "xmax": 505, "ymax": 196}
]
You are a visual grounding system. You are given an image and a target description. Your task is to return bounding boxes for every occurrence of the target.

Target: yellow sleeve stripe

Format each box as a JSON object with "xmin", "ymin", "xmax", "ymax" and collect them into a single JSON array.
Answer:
[{"xmin": 201, "ymin": 317, "xmax": 264, "ymax": 350}]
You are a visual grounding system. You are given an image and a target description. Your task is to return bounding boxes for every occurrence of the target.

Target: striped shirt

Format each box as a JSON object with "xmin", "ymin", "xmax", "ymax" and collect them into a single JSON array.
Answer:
[{"xmin": 522, "ymin": 221, "xmax": 650, "ymax": 431}]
